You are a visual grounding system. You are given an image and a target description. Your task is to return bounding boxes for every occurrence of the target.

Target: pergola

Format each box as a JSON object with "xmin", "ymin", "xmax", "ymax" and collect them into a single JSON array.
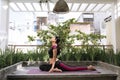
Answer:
[{"xmin": 9, "ymin": 0, "xmax": 113, "ymax": 12}]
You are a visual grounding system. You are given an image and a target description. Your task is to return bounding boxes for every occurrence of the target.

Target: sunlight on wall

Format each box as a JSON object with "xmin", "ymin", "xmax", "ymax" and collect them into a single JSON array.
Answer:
[
  {"xmin": 8, "ymin": 11, "xmax": 83, "ymax": 45},
  {"xmin": 58, "ymin": 12, "xmax": 82, "ymax": 22},
  {"xmin": 0, "ymin": 0, "xmax": 1, "ymax": 30},
  {"xmin": 9, "ymin": 9, "xmax": 109, "ymax": 45}
]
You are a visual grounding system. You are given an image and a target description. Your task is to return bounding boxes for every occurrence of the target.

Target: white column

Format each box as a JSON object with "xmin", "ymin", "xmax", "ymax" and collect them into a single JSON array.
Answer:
[
  {"xmin": 113, "ymin": 0, "xmax": 120, "ymax": 53},
  {"xmin": 111, "ymin": 2, "xmax": 117, "ymax": 53},
  {"xmin": 0, "ymin": 0, "xmax": 9, "ymax": 50},
  {"xmin": 0, "ymin": 0, "xmax": 1, "ymax": 28}
]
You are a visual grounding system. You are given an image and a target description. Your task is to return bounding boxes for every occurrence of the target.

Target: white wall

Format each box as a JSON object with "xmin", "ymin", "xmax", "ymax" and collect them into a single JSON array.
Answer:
[
  {"xmin": 9, "ymin": 10, "xmax": 34, "ymax": 27},
  {"xmin": 9, "ymin": 10, "xmax": 35, "ymax": 44},
  {"xmin": 94, "ymin": 12, "xmax": 106, "ymax": 33},
  {"xmin": 8, "ymin": 11, "xmax": 83, "ymax": 44},
  {"xmin": 9, "ymin": 11, "xmax": 49, "ymax": 45}
]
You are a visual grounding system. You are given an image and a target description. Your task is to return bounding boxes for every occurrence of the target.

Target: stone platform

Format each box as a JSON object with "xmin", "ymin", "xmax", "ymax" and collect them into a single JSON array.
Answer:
[
  {"xmin": 7, "ymin": 66, "xmax": 117, "ymax": 80},
  {"xmin": 0, "ymin": 61, "xmax": 119, "ymax": 80}
]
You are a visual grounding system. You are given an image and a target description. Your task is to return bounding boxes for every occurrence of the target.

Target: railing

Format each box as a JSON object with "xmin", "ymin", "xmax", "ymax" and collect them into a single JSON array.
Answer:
[
  {"xmin": 8, "ymin": 44, "xmax": 44, "ymax": 52},
  {"xmin": 8, "ymin": 44, "xmax": 113, "ymax": 52}
]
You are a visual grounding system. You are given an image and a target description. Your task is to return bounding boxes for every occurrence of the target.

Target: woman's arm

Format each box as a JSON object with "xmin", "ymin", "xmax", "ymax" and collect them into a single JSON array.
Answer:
[{"xmin": 49, "ymin": 48, "xmax": 57, "ymax": 72}]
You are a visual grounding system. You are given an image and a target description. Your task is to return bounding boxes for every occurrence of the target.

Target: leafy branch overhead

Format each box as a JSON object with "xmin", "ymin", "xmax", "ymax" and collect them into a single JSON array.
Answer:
[
  {"xmin": 28, "ymin": 18, "xmax": 77, "ymax": 48},
  {"xmin": 28, "ymin": 18, "xmax": 106, "ymax": 49},
  {"xmin": 75, "ymin": 31, "xmax": 106, "ymax": 45}
]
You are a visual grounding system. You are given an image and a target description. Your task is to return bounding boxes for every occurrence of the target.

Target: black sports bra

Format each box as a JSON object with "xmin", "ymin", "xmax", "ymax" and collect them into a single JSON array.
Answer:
[{"xmin": 48, "ymin": 45, "xmax": 60, "ymax": 58}]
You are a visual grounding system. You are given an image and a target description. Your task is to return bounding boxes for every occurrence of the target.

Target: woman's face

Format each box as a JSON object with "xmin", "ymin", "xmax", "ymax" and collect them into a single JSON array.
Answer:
[{"xmin": 50, "ymin": 37, "xmax": 56, "ymax": 42}]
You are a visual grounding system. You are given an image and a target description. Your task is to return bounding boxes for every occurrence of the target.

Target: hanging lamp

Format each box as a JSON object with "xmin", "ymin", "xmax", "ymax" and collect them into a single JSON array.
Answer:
[{"xmin": 53, "ymin": 0, "xmax": 69, "ymax": 14}]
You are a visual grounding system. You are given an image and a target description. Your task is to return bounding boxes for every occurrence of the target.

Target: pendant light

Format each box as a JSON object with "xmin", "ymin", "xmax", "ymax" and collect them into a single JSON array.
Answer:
[{"xmin": 53, "ymin": 0, "xmax": 69, "ymax": 14}]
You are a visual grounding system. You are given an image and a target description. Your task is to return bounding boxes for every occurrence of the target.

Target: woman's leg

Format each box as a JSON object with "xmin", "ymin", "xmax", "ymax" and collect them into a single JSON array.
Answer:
[
  {"xmin": 39, "ymin": 63, "xmax": 52, "ymax": 71},
  {"xmin": 56, "ymin": 61, "xmax": 95, "ymax": 71},
  {"xmin": 59, "ymin": 62, "xmax": 88, "ymax": 71}
]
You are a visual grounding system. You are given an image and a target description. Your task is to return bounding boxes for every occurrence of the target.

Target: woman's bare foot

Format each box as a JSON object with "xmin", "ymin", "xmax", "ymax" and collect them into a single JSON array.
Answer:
[{"xmin": 87, "ymin": 65, "xmax": 96, "ymax": 71}]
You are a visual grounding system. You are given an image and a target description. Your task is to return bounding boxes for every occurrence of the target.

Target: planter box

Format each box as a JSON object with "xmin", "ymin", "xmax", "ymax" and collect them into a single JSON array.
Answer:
[{"xmin": 0, "ymin": 61, "xmax": 119, "ymax": 80}]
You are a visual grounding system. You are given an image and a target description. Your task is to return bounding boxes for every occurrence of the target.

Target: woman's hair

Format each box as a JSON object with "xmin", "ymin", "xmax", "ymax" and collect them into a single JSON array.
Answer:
[
  {"xmin": 55, "ymin": 36, "xmax": 61, "ymax": 55},
  {"xmin": 55, "ymin": 36, "xmax": 60, "ymax": 44}
]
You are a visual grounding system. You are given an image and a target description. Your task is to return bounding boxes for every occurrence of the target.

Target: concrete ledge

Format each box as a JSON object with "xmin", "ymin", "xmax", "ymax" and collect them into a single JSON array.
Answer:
[
  {"xmin": 98, "ymin": 61, "xmax": 120, "ymax": 80},
  {"xmin": 0, "ymin": 62, "xmax": 22, "ymax": 80},
  {"xmin": 7, "ymin": 75, "xmax": 117, "ymax": 80}
]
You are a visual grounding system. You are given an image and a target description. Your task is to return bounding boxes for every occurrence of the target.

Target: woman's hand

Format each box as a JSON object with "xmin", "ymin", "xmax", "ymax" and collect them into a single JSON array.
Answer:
[
  {"xmin": 49, "ymin": 68, "xmax": 54, "ymax": 72},
  {"xmin": 49, "ymin": 68, "xmax": 62, "ymax": 73},
  {"xmin": 53, "ymin": 68, "xmax": 62, "ymax": 72}
]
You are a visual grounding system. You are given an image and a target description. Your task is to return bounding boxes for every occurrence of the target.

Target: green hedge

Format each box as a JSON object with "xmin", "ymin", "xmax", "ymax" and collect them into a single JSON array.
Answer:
[{"xmin": 0, "ymin": 47, "xmax": 120, "ymax": 69}]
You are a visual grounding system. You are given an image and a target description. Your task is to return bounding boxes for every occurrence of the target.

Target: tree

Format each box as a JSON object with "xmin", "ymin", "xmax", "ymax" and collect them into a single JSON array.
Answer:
[{"xmin": 28, "ymin": 18, "xmax": 76, "ymax": 50}]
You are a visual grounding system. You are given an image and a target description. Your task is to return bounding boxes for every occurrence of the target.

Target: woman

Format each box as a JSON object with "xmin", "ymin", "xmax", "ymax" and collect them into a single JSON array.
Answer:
[{"xmin": 39, "ymin": 36, "xmax": 95, "ymax": 72}]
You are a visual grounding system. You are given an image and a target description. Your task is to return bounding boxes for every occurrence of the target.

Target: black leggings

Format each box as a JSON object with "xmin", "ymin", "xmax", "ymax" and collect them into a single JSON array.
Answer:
[{"xmin": 39, "ymin": 61, "xmax": 88, "ymax": 71}]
